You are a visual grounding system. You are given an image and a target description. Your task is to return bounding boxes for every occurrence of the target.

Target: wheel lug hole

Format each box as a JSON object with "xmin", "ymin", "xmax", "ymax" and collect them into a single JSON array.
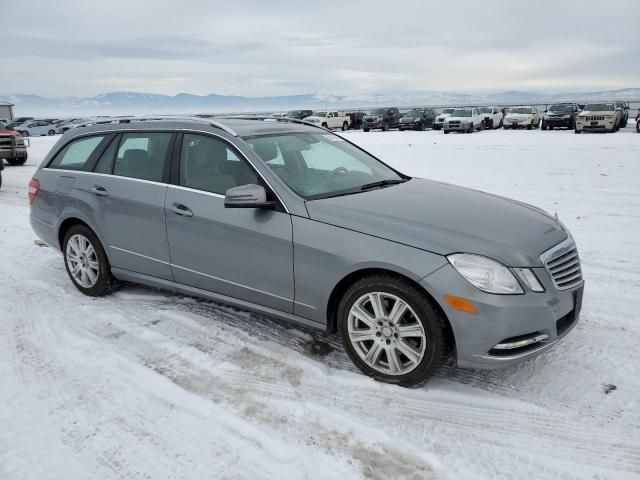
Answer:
[
  {"xmin": 377, "ymin": 321, "xmax": 383, "ymax": 326},
  {"xmin": 376, "ymin": 332, "xmax": 381, "ymax": 337},
  {"xmin": 385, "ymin": 339, "xmax": 391, "ymax": 345},
  {"xmin": 394, "ymin": 333, "xmax": 398, "ymax": 338}
]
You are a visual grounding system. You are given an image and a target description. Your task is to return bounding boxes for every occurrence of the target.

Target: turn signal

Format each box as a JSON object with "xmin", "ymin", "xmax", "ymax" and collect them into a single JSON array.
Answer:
[
  {"xmin": 444, "ymin": 295, "xmax": 478, "ymax": 314},
  {"xmin": 28, "ymin": 179, "xmax": 40, "ymax": 204}
]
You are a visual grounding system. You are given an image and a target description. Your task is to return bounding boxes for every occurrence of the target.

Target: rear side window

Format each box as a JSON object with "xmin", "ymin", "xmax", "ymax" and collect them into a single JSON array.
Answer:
[
  {"xmin": 48, "ymin": 135, "xmax": 106, "ymax": 170},
  {"xmin": 113, "ymin": 132, "xmax": 172, "ymax": 182}
]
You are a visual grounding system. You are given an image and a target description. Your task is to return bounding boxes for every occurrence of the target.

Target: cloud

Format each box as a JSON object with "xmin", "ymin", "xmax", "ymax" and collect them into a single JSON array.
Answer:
[{"xmin": 1, "ymin": 0, "xmax": 638, "ymax": 96}]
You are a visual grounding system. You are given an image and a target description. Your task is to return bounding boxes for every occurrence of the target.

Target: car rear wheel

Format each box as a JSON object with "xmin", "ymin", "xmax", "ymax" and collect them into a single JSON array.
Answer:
[
  {"xmin": 338, "ymin": 274, "xmax": 448, "ymax": 387},
  {"xmin": 47, "ymin": 129, "xmax": 56, "ymax": 136},
  {"xmin": 63, "ymin": 225, "xmax": 119, "ymax": 297},
  {"xmin": 363, "ymin": 128, "xmax": 369, "ymax": 132},
  {"xmin": 6, "ymin": 157, "xmax": 27, "ymax": 166},
  {"xmin": 443, "ymin": 130, "xmax": 450, "ymax": 134},
  {"xmin": 342, "ymin": 122, "xmax": 348, "ymax": 131},
  {"xmin": 467, "ymin": 123, "xmax": 473, "ymax": 133}
]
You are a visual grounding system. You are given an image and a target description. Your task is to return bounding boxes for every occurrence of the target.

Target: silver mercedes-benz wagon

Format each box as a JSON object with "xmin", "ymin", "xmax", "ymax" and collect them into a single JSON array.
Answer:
[{"xmin": 29, "ymin": 116, "xmax": 584, "ymax": 386}]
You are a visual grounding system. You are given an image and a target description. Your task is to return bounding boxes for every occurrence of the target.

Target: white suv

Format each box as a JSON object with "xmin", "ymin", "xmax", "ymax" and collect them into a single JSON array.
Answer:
[
  {"xmin": 503, "ymin": 106, "xmax": 541, "ymax": 130},
  {"xmin": 443, "ymin": 108, "xmax": 486, "ymax": 133},
  {"xmin": 575, "ymin": 103, "xmax": 620, "ymax": 133}
]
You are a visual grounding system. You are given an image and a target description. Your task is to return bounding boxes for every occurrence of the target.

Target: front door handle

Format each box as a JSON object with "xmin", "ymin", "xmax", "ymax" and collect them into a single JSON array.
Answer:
[
  {"xmin": 91, "ymin": 185, "xmax": 108, "ymax": 196},
  {"xmin": 170, "ymin": 202, "xmax": 193, "ymax": 217}
]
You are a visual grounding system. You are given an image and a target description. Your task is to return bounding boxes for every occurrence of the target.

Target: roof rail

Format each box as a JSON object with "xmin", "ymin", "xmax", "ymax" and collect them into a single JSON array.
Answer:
[
  {"xmin": 73, "ymin": 115, "xmax": 239, "ymax": 136},
  {"xmin": 218, "ymin": 115, "xmax": 330, "ymax": 132}
]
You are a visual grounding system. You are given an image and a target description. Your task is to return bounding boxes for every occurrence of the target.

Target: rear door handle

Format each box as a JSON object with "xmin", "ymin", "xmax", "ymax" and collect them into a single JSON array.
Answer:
[
  {"xmin": 91, "ymin": 185, "xmax": 108, "ymax": 196},
  {"xmin": 170, "ymin": 202, "xmax": 193, "ymax": 217}
]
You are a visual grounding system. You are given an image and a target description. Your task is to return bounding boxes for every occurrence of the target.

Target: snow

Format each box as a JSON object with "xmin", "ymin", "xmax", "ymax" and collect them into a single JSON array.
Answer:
[{"xmin": 1, "ymin": 127, "xmax": 639, "ymax": 480}]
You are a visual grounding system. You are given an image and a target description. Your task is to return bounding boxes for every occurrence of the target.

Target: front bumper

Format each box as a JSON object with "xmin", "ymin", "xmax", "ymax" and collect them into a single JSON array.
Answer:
[
  {"xmin": 363, "ymin": 119, "xmax": 382, "ymax": 129},
  {"xmin": 576, "ymin": 120, "xmax": 615, "ymax": 132},
  {"xmin": 444, "ymin": 122, "xmax": 469, "ymax": 132},
  {"xmin": 503, "ymin": 119, "xmax": 531, "ymax": 129},
  {"xmin": 544, "ymin": 117, "xmax": 573, "ymax": 127},
  {"xmin": 421, "ymin": 263, "xmax": 583, "ymax": 369}
]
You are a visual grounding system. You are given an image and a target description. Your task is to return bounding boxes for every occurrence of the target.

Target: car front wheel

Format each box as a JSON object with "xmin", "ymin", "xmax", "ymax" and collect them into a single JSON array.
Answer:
[
  {"xmin": 6, "ymin": 157, "xmax": 27, "ymax": 166},
  {"xmin": 63, "ymin": 225, "xmax": 119, "ymax": 296},
  {"xmin": 338, "ymin": 275, "xmax": 448, "ymax": 387}
]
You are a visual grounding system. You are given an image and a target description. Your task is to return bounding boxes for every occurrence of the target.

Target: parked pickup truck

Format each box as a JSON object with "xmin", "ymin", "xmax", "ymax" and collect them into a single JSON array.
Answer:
[
  {"xmin": 0, "ymin": 126, "xmax": 29, "ymax": 166},
  {"xmin": 362, "ymin": 107, "xmax": 402, "ymax": 131},
  {"xmin": 304, "ymin": 111, "xmax": 350, "ymax": 130}
]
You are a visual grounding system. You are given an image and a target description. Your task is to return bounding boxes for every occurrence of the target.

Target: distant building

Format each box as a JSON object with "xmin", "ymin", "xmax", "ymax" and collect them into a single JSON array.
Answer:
[{"xmin": 0, "ymin": 100, "xmax": 14, "ymax": 121}]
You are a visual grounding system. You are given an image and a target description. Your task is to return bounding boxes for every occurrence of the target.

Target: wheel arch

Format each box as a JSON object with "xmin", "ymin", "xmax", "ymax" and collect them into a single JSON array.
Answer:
[{"xmin": 325, "ymin": 267, "xmax": 456, "ymax": 353}]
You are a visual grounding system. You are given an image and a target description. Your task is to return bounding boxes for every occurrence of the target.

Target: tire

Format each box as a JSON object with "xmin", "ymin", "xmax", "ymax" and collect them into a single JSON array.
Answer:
[
  {"xmin": 363, "ymin": 128, "xmax": 369, "ymax": 132},
  {"xmin": 6, "ymin": 157, "xmax": 27, "ymax": 166},
  {"xmin": 467, "ymin": 123, "xmax": 473, "ymax": 133},
  {"xmin": 19, "ymin": 130, "xmax": 29, "ymax": 137},
  {"xmin": 418, "ymin": 123, "xmax": 425, "ymax": 131},
  {"xmin": 433, "ymin": 125, "xmax": 441, "ymax": 130},
  {"xmin": 575, "ymin": 128, "xmax": 581, "ymax": 134},
  {"xmin": 443, "ymin": 130, "xmax": 450, "ymax": 134},
  {"xmin": 549, "ymin": 125, "xmax": 554, "ymax": 130},
  {"xmin": 62, "ymin": 224, "xmax": 119, "ymax": 297},
  {"xmin": 498, "ymin": 119, "xmax": 503, "ymax": 128},
  {"xmin": 0, "ymin": 171, "xmax": 2, "ymax": 190},
  {"xmin": 338, "ymin": 274, "xmax": 449, "ymax": 387},
  {"xmin": 382, "ymin": 123, "xmax": 389, "ymax": 132},
  {"xmin": 341, "ymin": 122, "xmax": 348, "ymax": 131},
  {"xmin": 479, "ymin": 120, "xmax": 485, "ymax": 131},
  {"xmin": 321, "ymin": 122, "xmax": 328, "ymax": 129},
  {"xmin": 527, "ymin": 122, "xmax": 533, "ymax": 130},
  {"xmin": 47, "ymin": 129, "xmax": 56, "ymax": 136}
]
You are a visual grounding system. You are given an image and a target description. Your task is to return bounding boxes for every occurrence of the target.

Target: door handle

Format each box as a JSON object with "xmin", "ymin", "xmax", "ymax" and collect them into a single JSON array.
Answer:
[
  {"xmin": 91, "ymin": 185, "xmax": 108, "ymax": 196},
  {"xmin": 171, "ymin": 202, "xmax": 193, "ymax": 217}
]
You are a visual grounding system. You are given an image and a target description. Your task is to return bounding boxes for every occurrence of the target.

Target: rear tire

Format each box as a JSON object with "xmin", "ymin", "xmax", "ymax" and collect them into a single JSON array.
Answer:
[
  {"xmin": 321, "ymin": 122, "xmax": 328, "ymax": 129},
  {"xmin": 47, "ymin": 129, "xmax": 56, "ymax": 136},
  {"xmin": 338, "ymin": 274, "xmax": 449, "ymax": 387},
  {"xmin": 341, "ymin": 122, "xmax": 348, "ymax": 131},
  {"xmin": 575, "ymin": 128, "xmax": 581, "ymax": 134},
  {"xmin": 467, "ymin": 123, "xmax": 473, "ymax": 133},
  {"xmin": 6, "ymin": 157, "xmax": 27, "ymax": 166},
  {"xmin": 62, "ymin": 225, "xmax": 120, "ymax": 297},
  {"xmin": 541, "ymin": 123, "xmax": 547, "ymax": 130},
  {"xmin": 443, "ymin": 130, "xmax": 450, "ymax": 134},
  {"xmin": 363, "ymin": 128, "xmax": 369, "ymax": 132}
]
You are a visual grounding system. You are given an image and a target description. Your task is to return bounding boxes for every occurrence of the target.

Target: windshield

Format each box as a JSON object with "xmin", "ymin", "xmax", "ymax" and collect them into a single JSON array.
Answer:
[
  {"xmin": 451, "ymin": 109, "xmax": 471, "ymax": 117},
  {"xmin": 286, "ymin": 110, "xmax": 303, "ymax": 119},
  {"xmin": 371, "ymin": 108, "xmax": 387, "ymax": 115},
  {"xmin": 441, "ymin": 108, "xmax": 455, "ymax": 114},
  {"xmin": 245, "ymin": 133, "xmax": 405, "ymax": 199},
  {"xmin": 479, "ymin": 107, "xmax": 491, "ymax": 114},
  {"xmin": 510, "ymin": 107, "xmax": 532, "ymax": 114},
  {"xmin": 404, "ymin": 110, "xmax": 423, "ymax": 117},
  {"xmin": 584, "ymin": 103, "xmax": 614, "ymax": 111},
  {"xmin": 549, "ymin": 104, "xmax": 573, "ymax": 113}
]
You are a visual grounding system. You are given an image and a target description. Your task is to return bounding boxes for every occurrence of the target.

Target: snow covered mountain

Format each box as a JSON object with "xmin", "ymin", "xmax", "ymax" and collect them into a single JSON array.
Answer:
[{"xmin": 2, "ymin": 88, "xmax": 639, "ymax": 116}]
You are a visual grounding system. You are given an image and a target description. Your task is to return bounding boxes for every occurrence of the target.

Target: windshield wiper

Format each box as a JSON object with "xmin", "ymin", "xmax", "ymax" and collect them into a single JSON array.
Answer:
[{"xmin": 360, "ymin": 179, "xmax": 407, "ymax": 191}]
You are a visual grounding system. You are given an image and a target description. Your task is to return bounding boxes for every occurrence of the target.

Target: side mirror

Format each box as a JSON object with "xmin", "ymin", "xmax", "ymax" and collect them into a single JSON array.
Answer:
[{"xmin": 224, "ymin": 184, "xmax": 275, "ymax": 209}]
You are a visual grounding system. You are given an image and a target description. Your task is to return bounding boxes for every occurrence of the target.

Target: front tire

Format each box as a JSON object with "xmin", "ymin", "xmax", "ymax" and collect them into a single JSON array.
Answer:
[
  {"xmin": 443, "ymin": 130, "xmax": 450, "ymax": 134},
  {"xmin": 47, "ymin": 129, "xmax": 56, "ymax": 136},
  {"xmin": 63, "ymin": 225, "xmax": 119, "ymax": 296},
  {"xmin": 363, "ymin": 128, "xmax": 369, "ymax": 132},
  {"xmin": 341, "ymin": 122, "xmax": 348, "ymax": 131},
  {"xmin": 338, "ymin": 274, "xmax": 448, "ymax": 387}
]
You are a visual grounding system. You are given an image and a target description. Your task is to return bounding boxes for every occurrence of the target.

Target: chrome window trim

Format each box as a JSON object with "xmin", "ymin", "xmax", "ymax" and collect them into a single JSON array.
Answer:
[
  {"xmin": 45, "ymin": 127, "xmax": 290, "ymax": 214},
  {"xmin": 168, "ymin": 184, "xmax": 225, "ymax": 199},
  {"xmin": 40, "ymin": 168, "xmax": 169, "ymax": 187}
]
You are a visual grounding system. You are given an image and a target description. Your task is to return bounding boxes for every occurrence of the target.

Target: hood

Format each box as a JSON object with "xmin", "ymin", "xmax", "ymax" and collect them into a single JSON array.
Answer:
[
  {"xmin": 579, "ymin": 110, "xmax": 615, "ymax": 117},
  {"xmin": 445, "ymin": 116, "xmax": 470, "ymax": 122},
  {"xmin": 305, "ymin": 178, "xmax": 566, "ymax": 267},
  {"xmin": 436, "ymin": 113, "xmax": 452, "ymax": 120},
  {"xmin": 0, "ymin": 128, "xmax": 20, "ymax": 136},
  {"xmin": 305, "ymin": 115, "xmax": 325, "ymax": 121}
]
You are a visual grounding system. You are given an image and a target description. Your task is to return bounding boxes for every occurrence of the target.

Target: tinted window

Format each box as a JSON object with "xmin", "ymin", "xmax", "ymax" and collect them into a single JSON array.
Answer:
[
  {"xmin": 93, "ymin": 136, "xmax": 119, "ymax": 174},
  {"xmin": 48, "ymin": 135, "xmax": 106, "ymax": 170},
  {"xmin": 113, "ymin": 132, "xmax": 171, "ymax": 182},
  {"xmin": 180, "ymin": 134, "xmax": 258, "ymax": 195}
]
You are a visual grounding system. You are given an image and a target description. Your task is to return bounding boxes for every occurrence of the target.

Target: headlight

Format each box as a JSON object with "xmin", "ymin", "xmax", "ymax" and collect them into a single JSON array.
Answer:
[
  {"xmin": 448, "ymin": 253, "xmax": 523, "ymax": 294},
  {"xmin": 563, "ymin": 115, "xmax": 571, "ymax": 119},
  {"xmin": 378, "ymin": 116, "xmax": 384, "ymax": 121}
]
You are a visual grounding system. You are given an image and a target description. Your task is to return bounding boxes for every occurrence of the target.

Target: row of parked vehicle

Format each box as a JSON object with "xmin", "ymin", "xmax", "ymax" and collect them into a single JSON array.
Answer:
[
  {"xmin": 0, "ymin": 116, "xmax": 130, "ymax": 137},
  {"xmin": 284, "ymin": 101, "xmax": 635, "ymax": 134}
]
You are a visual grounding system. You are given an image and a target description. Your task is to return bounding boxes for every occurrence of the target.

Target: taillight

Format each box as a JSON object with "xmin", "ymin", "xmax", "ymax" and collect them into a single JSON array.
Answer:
[{"xmin": 28, "ymin": 179, "xmax": 40, "ymax": 204}]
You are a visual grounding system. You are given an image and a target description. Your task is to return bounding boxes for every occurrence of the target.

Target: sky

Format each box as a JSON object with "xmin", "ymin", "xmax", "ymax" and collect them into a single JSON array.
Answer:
[{"xmin": 1, "ymin": 0, "xmax": 639, "ymax": 98}]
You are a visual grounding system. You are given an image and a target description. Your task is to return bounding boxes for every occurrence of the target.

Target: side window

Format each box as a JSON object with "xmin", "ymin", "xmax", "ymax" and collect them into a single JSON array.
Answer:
[
  {"xmin": 113, "ymin": 132, "xmax": 172, "ymax": 182},
  {"xmin": 180, "ymin": 134, "xmax": 258, "ymax": 195},
  {"xmin": 48, "ymin": 135, "xmax": 107, "ymax": 171},
  {"xmin": 94, "ymin": 136, "xmax": 119, "ymax": 174}
]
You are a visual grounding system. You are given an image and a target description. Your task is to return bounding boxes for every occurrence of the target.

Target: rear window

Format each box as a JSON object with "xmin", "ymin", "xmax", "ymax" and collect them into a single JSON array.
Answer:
[
  {"xmin": 113, "ymin": 132, "xmax": 172, "ymax": 182},
  {"xmin": 48, "ymin": 135, "xmax": 107, "ymax": 170}
]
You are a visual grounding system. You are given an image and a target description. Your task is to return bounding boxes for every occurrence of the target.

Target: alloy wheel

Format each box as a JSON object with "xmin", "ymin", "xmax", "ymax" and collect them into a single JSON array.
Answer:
[
  {"xmin": 347, "ymin": 292, "xmax": 427, "ymax": 375},
  {"xmin": 66, "ymin": 234, "xmax": 100, "ymax": 288}
]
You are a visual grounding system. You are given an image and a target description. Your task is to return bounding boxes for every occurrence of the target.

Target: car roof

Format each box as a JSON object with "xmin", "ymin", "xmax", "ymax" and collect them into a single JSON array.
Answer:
[{"xmin": 61, "ymin": 117, "xmax": 321, "ymax": 140}]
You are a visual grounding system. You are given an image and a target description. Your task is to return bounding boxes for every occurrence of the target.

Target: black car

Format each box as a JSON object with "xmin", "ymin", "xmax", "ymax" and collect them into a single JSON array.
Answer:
[
  {"xmin": 286, "ymin": 110, "xmax": 313, "ymax": 120},
  {"xmin": 398, "ymin": 108, "xmax": 436, "ymax": 131},
  {"xmin": 542, "ymin": 103, "xmax": 581, "ymax": 130},
  {"xmin": 615, "ymin": 101, "xmax": 629, "ymax": 127},
  {"xmin": 362, "ymin": 107, "xmax": 402, "ymax": 131},
  {"xmin": 345, "ymin": 111, "xmax": 367, "ymax": 130}
]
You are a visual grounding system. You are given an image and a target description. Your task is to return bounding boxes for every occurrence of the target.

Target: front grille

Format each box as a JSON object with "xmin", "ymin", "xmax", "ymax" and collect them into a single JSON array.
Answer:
[
  {"xmin": 544, "ymin": 243, "xmax": 583, "ymax": 290},
  {"xmin": 448, "ymin": 121, "xmax": 460, "ymax": 126},
  {"xmin": 556, "ymin": 311, "xmax": 576, "ymax": 336},
  {"xmin": 585, "ymin": 115, "xmax": 605, "ymax": 121}
]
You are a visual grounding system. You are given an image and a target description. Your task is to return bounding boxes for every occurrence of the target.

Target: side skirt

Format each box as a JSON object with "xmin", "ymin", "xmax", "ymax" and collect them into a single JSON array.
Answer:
[{"xmin": 111, "ymin": 268, "xmax": 326, "ymax": 331}]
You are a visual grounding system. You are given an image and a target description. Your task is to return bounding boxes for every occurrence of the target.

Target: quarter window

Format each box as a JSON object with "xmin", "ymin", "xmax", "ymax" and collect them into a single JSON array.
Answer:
[
  {"xmin": 180, "ymin": 134, "xmax": 258, "ymax": 195},
  {"xmin": 113, "ymin": 132, "xmax": 172, "ymax": 182},
  {"xmin": 48, "ymin": 135, "xmax": 107, "ymax": 171}
]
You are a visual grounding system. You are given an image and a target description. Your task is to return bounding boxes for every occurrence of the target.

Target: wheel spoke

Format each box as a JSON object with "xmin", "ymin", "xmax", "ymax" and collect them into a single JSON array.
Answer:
[
  {"xmin": 70, "ymin": 263, "xmax": 82, "ymax": 277},
  {"xmin": 395, "ymin": 339, "xmax": 421, "ymax": 364},
  {"xmin": 397, "ymin": 323, "xmax": 423, "ymax": 338},
  {"xmin": 388, "ymin": 299, "xmax": 408, "ymax": 324},
  {"xmin": 349, "ymin": 329, "xmax": 377, "ymax": 343},
  {"xmin": 87, "ymin": 259, "xmax": 99, "ymax": 270},
  {"xmin": 368, "ymin": 293, "xmax": 385, "ymax": 318},
  {"xmin": 80, "ymin": 268, "xmax": 89, "ymax": 286},
  {"xmin": 86, "ymin": 268, "xmax": 97, "ymax": 284},
  {"xmin": 351, "ymin": 305, "xmax": 376, "ymax": 328},
  {"xmin": 386, "ymin": 346, "xmax": 402, "ymax": 373},
  {"xmin": 364, "ymin": 341, "xmax": 384, "ymax": 365}
]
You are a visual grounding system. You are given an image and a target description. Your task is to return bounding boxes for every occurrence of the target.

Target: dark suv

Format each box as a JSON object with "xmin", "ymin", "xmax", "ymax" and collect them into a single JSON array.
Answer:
[
  {"xmin": 615, "ymin": 101, "xmax": 629, "ymax": 128},
  {"xmin": 286, "ymin": 110, "xmax": 313, "ymax": 120},
  {"xmin": 362, "ymin": 107, "xmax": 402, "ymax": 132},
  {"xmin": 542, "ymin": 103, "xmax": 581, "ymax": 130},
  {"xmin": 398, "ymin": 108, "xmax": 436, "ymax": 131}
]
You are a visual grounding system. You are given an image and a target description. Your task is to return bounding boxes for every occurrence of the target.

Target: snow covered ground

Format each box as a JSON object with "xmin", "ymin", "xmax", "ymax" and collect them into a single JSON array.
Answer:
[{"xmin": 1, "ymin": 127, "xmax": 639, "ymax": 480}]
